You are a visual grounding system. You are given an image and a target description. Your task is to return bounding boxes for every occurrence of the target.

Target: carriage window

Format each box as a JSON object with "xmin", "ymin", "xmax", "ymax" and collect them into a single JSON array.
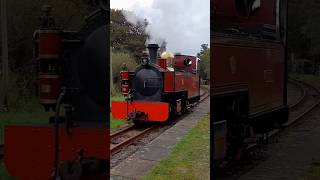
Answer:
[{"xmin": 235, "ymin": 0, "xmax": 261, "ymax": 16}]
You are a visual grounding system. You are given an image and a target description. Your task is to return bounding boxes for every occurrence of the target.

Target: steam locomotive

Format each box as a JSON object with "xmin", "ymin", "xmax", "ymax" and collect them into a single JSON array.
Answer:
[
  {"xmin": 212, "ymin": 0, "xmax": 288, "ymax": 162},
  {"xmin": 4, "ymin": 1, "xmax": 108, "ymax": 179},
  {"xmin": 112, "ymin": 44, "xmax": 201, "ymax": 123}
]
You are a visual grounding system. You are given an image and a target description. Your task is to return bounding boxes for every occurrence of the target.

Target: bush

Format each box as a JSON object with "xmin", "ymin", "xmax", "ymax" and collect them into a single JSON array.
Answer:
[
  {"xmin": 111, "ymin": 52, "xmax": 137, "ymax": 95},
  {"xmin": 6, "ymin": 70, "xmax": 38, "ymax": 111},
  {"xmin": 199, "ymin": 48, "xmax": 210, "ymax": 80}
]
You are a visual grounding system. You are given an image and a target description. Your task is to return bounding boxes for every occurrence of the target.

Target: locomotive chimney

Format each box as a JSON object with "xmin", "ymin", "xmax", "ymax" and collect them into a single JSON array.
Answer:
[{"xmin": 147, "ymin": 44, "xmax": 159, "ymax": 64}]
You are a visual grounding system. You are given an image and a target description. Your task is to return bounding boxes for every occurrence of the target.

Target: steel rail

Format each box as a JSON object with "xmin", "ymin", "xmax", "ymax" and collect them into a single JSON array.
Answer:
[
  {"xmin": 110, "ymin": 125, "xmax": 157, "ymax": 155},
  {"xmin": 247, "ymin": 78, "xmax": 320, "ymax": 150}
]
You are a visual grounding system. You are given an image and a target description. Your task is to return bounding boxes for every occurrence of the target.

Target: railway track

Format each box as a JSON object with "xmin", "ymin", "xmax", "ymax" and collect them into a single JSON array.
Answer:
[
  {"xmin": 110, "ymin": 125, "xmax": 157, "ymax": 155},
  {"xmin": 110, "ymin": 86, "xmax": 209, "ymax": 156},
  {"xmin": 246, "ymin": 78, "xmax": 320, "ymax": 150},
  {"xmin": 199, "ymin": 85, "xmax": 210, "ymax": 102},
  {"xmin": 287, "ymin": 78, "xmax": 307, "ymax": 109},
  {"xmin": 285, "ymin": 78, "xmax": 320, "ymax": 126}
]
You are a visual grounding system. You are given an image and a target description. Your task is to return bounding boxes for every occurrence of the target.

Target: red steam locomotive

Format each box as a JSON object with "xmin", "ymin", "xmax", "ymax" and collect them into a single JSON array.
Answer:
[
  {"xmin": 212, "ymin": 0, "xmax": 288, "ymax": 162},
  {"xmin": 112, "ymin": 44, "xmax": 200, "ymax": 123},
  {"xmin": 4, "ymin": 3, "xmax": 109, "ymax": 179}
]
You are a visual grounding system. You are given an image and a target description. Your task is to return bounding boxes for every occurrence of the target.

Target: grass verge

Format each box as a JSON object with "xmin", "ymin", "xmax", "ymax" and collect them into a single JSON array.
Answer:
[
  {"xmin": 0, "ymin": 103, "xmax": 51, "ymax": 144},
  {"xmin": 143, "ymin": 115, "xmax": 210, "ymax": 180},
  {"xmin": 0, "ymin": 162, "xmax": 13, "ymax": 180},
  {"xmin": 300, "ymin": 161, "xmax": 320, "ymax": 180},
  {"xmin": 290, "ymin": 74, "xmax": 320, "ymax": 89}
]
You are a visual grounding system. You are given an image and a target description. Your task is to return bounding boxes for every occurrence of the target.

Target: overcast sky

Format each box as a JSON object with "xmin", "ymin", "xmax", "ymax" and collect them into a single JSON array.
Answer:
[{"xmin": 110, "ymin": 0, "xmax": 210, "ymax": 56}]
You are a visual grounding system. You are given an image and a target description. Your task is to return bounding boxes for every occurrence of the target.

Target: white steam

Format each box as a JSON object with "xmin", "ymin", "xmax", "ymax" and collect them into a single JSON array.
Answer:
[{"xmin": 114, "ymin": 0, "xmax": 210, "ymax": 56}]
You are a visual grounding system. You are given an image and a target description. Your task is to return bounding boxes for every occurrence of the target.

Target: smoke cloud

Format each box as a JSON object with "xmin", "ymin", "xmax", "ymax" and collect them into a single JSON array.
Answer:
[{"xmin": 112, "ymin": 0, "xmax": 210, "ymax": 56}]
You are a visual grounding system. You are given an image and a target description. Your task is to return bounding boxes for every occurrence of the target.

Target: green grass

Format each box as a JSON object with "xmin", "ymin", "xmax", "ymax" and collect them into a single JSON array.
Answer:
[
  {"xmin": 143, "ymin": 115, "xmax": 210, "ymax": 180},
  {"xmin": 300, "ymin": 161, "xmax": 320, "ymax": 180},
  {"xmin": 110, "ymin": 95, "xmax": 127, "ymax": 129},
  {"xmin": 290, "ymin": 74, "xmax": 320, "ymax": 88},
  {"xmin": 0, "ymin": 162, "xmax": 13, "ymax": 180},
  {"xmin": 0, "ymin": 103, "xmax": 51, "ymax": 144}
]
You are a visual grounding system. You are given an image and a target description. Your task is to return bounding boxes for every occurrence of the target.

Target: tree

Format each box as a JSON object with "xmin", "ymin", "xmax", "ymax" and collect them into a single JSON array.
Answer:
[
  {"xmin": 197, "ymin": 44, "xmax": 210, "ymax": 80},
  {"xmin": 111, "ymin": 52, "xmax": 137, "ymax": 94},
  {"xmin": 287, "ymin": 0, "xmax": 320, "ymax": 73},
  {"xmin": 197, "ymin": 44, "xmax": 209, "ymax": 57},
  {"xmin": 299, "ymin": 0, "xmax": 320, "ymax": 73},
  {"xmin": 110, "ymin": 9, "xmax": 150, "ymax": 62},
  {"xmin": 2, "ymin": 0, "xmax": 93, "ymax": 108}
]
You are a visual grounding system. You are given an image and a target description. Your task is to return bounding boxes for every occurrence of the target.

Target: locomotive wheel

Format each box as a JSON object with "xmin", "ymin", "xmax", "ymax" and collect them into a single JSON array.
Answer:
[
  {"xmin": 133, "ymin": 120, "xmax": 148, "ymax": 128},
  {"xmin": 133, "ymin": 120, "xmax": 144, "ymax": 127},
  {"xmin": 181, "ymin": 97, "xmax": 187, "ymax": 113},
  {"xmin": 168, "ymin": 104, "xmax": 176, "ymax": 122},
  {"xmin": 226, "ymin": 120, "xmax": 246, "ymax": 161}
]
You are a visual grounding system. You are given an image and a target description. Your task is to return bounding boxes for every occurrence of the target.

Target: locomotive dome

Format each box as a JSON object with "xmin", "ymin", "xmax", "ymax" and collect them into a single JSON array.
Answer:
[
  {"xmin": 161, "ymin": 51, "xmax": 174, "ymax": 71},
  {"xmin": 161, "ymin": 51, "xmax": 174, "ymax": 59}
]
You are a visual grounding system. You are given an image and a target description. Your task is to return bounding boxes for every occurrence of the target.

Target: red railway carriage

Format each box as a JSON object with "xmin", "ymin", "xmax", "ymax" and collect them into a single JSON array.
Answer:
[
  {"xmin": 212, "ymin": 0, "xmax": 288, "ymax": 161},
  {"xmin": 112, "ymin": 44, "xmax": 200, "ymax": 123}
]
